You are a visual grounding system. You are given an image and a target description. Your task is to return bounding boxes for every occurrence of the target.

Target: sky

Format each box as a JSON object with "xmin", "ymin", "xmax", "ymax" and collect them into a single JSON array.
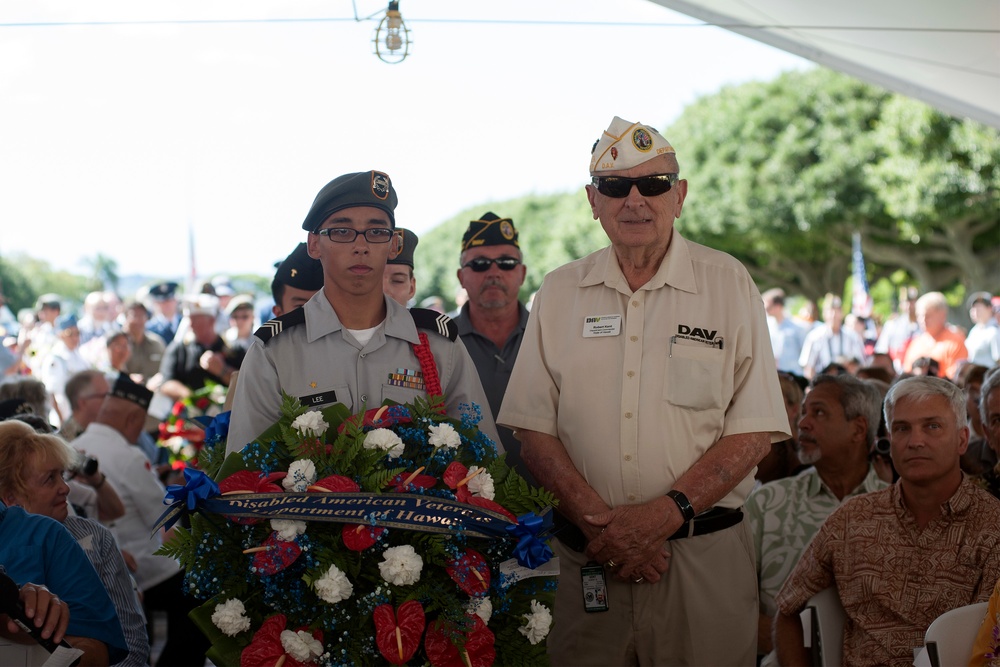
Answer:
[{"xmin": 0, "ymin": 0, "xmax": 809, "ymax": 284}]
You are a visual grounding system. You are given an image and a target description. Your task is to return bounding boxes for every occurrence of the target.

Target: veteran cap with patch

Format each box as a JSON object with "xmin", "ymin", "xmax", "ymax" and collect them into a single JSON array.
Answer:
[
  {"xmin": 590, "ymin": 116, "xmax": 675, "ymax": 175},
  {"xmin": 301, "ymin": 170, "xmax": 397, "ymax": 231},
  {"xmin": 182, "ymin": 293, "xmax": 220, "ymax": 318},
  {"xmin": 387, "ymin": 228, "xmax": 419, "ymax": 268},
  {"xmin": 110, "ymin": 372, "xmax": 153, "ymax": 410},
  {"xmin": 274, "ymin": 243, "xmax": 324, "ymax": 291},
  {"xmin": 461, "ymin": 212, "xmax": 519, "ymax": 252}
]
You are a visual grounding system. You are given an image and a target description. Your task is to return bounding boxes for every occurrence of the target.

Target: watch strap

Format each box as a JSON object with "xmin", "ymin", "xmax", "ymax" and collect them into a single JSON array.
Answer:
[{"xmin": 666, "ymin": 489, "xmax": 695, "ymax": 523}]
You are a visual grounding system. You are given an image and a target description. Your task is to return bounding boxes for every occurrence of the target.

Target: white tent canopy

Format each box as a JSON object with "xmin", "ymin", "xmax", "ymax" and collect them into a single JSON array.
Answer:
[{"xmin": 651, "ymin": 0, "xmax": 1000, "ymax": 128}]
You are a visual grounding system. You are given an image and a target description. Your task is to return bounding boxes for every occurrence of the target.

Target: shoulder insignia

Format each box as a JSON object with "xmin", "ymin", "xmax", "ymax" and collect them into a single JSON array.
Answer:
[
  {"xmin": 410, "ymin": 308, "xmax": 458, "ymax": 342},
  {"xmin": 254, "ymin": 308, "xmax": 306, "ymax": 344}
]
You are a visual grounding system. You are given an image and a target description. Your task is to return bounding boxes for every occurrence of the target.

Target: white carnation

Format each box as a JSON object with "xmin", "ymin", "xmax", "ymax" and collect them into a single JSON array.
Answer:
[
  {"xmin": 271, "ymin": 519, "xmax": 307, "ymax": 541},
  {"xmin": 282, "ymin": 459, "xmax": 317, "ymax": 492},
  {"xmin": 466, "ymin": 466, "xmax": 495, "ymax": 500},
  {"xmin": 518, "ymin": 599, "xmax": 552, "ymax": 645},
  {"xmin": 428, "ymin": 423, "xmax": 461, "ymax": 449},
  {"xmin": 314, "ymin": 564, "xmax": 353, "ymax": 604},
  {"xmin": 363, "ymin": 428, "xmax": 405, "ymax": 458},
  {"xmin": 378, "ymin": 545, "xmax": 423, "ymax": 586},
  {"xmin": 211, "ymin": 598, "xmax": 251, "ymax": 636},
  {"xmin": 291, "ymin": 411, "xmax": 328, "ymax": 437},
  {"xmin": 465, "ymin": 596, "xmax": 492, "ymax": 624},
  {"xmin": 280, "ymin": 629, "xmax": 324, "ymax": 663}
]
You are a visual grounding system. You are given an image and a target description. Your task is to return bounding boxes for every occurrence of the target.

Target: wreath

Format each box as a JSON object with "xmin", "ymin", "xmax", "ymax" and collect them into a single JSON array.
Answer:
[{"xmin": 157, "ymin": 394, "xmax": 558, "ymax": 667}]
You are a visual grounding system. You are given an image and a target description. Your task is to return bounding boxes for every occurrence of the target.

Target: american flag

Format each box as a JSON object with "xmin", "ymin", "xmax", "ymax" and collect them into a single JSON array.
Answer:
[{"xmin": 851, "ymin": 231, "xmax": 873, "ymax": 318}]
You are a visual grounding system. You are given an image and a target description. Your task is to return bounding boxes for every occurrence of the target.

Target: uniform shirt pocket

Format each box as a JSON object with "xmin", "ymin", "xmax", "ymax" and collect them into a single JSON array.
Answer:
[{"xmin": 664, "ymin": 343, "xmax": 725, "ymax": 410}]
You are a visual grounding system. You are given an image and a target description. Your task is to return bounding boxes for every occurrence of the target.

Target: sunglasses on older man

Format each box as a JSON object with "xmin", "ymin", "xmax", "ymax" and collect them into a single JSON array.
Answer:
[
  {"xmin": 462, "ymin": 257, "xmax": 521, "ymax": 272},
  {"xmin": 591, "ymin": 173, "xmax": 679, "ymax": 198}
]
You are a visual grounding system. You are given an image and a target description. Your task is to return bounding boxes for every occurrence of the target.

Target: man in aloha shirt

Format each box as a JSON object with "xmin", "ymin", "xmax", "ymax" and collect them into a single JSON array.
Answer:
[
  {"xmin": 774, "ymin": 376, "xmax": 1000, "ymax": 667},
  {"xmin": 747, "ymin": 374, "xmax": 886, "ymax": 664}
]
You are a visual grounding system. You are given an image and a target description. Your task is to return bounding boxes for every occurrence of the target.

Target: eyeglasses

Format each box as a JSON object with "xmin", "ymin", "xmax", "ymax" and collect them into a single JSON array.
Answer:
[
  {"xmin": 316, "ymin": 227, "xmax": 394, "ymax": 244},
  {"xmin": 591, "ymin": 173, "xmax": 679, "ymax": 198},
  {"xmin": 462, "ymin": 257, "xmax": 521, "ymax": 272}
]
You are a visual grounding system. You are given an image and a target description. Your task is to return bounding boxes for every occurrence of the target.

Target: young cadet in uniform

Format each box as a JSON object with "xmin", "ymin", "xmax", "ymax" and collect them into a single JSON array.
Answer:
[
  {"xmin": 498, "ymin": 117, "xmax": 789, "ymax": 665},
  {"xmin": 271, "ymin": 242, "xmax": 324, "ymax": 317},
  {"xmin": 383, "ymin": 228, "xmax": 418, "ymax": 307},
  {"xmin": 227, "ymin": 171, "xmax": 500, "ymax": 453}
]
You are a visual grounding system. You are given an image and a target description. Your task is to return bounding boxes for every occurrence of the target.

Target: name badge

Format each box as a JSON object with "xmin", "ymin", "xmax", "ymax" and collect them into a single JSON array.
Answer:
[
  {"xmin": 299, "ymin": 390, "xmax": 336, "ymax": 407},
  {"xmin": 582, "ymin": 314, "xmax": 622, "ymax": 338}
]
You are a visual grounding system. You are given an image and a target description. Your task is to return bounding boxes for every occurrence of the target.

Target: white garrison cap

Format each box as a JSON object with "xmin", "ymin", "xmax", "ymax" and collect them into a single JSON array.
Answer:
[
  {"xmin": 182, "ymin": 293, "xmax": 220, "ymax": 318},
  {"xmin": 590, "ymin": 116, "xmax": 675, "ymax": 175}
]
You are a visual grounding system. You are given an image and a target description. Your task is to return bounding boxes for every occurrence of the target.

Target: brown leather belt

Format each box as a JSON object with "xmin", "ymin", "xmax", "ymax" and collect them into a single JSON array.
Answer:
[{"xmin": 552, "ymin": 506, "xmax": 743, "ymax": 553}]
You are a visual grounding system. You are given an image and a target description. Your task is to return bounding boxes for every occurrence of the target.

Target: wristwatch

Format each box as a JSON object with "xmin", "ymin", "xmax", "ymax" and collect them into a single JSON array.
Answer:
[{"xmin": 666, "ymin": 489, "xmax": 695, "ymax": 523}]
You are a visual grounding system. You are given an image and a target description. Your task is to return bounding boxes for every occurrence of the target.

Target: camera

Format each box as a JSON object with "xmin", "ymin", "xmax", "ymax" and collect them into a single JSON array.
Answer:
[
  {"xmin": 873, "ymin": 438, "xmax": 891, "ymax": 457},
  {"xmin": 72, "ymin": 453, "xmax": 99, "ymax": 477}
]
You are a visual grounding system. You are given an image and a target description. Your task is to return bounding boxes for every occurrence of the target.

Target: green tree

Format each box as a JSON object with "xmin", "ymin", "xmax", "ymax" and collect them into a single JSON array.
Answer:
[
  {"xmin": 82, "ymin": 253, "xmax": 120, "ymax": 292},
  {"xmin": 664, "ymin": 68, "xmax": 1000, "ymax": 301},
  {"xmin": 0, "ymin": 257, "xmax": 36, "ymax": 314}
]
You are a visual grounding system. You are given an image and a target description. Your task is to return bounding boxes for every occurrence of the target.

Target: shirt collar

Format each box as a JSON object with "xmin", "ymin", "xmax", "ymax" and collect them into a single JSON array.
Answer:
[
  {"xmin": 805, "ymin": 465, "xmax": 886, "ymax": 498},
  {"xmin": 578, "ymin": 229, "xmax": 698, "ymax": 295},
  {"xmin": 303, "ymin": 292, "xmax": 418, "ymax": 345},
  {"xmin": 454, "ymin": 302, "xmax": 529, "ymax": 337}
]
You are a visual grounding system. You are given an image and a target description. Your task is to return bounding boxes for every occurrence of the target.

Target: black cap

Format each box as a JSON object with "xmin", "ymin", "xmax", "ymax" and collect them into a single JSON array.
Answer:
[
  {"xmin": 0, "ymin": 398, "xmax": 33, "ymax": 421},
  {"xmin": 301, "ymin": 171, "xmax": 397, "ymax": 232},
  {"xmin": 147, "ymin": 281, "xmax": 179, "ymax": 302},
  {"xmin": 387, "ymin": 228, "xmax": 418, "ymax": 268},
  {"xmin": 110, "ymin": 373, "xmax": 153, "ymax": 410},
  {"xmin": 461, "ymin": 212, "xmax": 519, "ymax": 252},
  {"xmin": 274, "ymin": 243, "xmax": 324, "ymax": 291}
]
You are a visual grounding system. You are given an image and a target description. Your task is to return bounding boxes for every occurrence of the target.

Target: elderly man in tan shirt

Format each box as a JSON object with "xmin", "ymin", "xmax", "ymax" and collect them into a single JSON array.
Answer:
[{"xmin": 498, "ymin": 116, "xmax": 789, "ymax": 666}]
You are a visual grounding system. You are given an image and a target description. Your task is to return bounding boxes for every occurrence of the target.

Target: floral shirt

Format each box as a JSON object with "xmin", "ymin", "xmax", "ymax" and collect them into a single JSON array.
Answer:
[
  {"xmin": 747, "ymin": 466, "xmax": 886, "ymax": 616},
  {"xmin": 775, "ymin": 478, "xmax": 1000, "ymax": 667}
]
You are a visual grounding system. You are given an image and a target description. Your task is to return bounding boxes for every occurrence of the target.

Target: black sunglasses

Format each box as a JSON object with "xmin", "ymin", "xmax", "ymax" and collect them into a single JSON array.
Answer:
[
  {"xmin": 462, "ymin": 257, "xmax": 521, "ymax": 272},
  {"xmin": 591, "ymin": 173, "xmax": 679, "ymax": 198}
]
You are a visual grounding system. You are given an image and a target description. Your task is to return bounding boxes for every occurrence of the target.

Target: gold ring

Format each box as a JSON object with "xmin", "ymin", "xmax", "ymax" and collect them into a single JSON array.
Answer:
[{"xmin": 606, "ymin": 559, "xmax": 617, "ymax": 568}]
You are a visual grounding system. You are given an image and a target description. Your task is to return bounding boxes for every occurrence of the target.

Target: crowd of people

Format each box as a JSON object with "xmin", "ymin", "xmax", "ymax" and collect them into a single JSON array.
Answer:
[{"xmin": 0, "ymin": 114, "xmax": 997, "ymax": 667}]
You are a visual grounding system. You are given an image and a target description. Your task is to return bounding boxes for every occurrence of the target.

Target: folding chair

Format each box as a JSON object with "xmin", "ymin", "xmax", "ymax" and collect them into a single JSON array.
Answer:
[
  {"xmin": 800, "ymin": 587, "xmax": 845, "ymax": 667},
  {"xmin": 923, "ymin": 601, "xmax": 988, "ymax": 667}
]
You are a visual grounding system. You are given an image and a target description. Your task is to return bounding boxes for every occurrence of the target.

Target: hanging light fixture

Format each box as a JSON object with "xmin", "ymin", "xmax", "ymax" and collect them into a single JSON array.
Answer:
[{"xmin": 373, "ymin": 0, "xmax": 411, "ymax": 64}]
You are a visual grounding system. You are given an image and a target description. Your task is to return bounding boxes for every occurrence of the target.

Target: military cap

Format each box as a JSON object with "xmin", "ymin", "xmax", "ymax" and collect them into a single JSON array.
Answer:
[
  {"xmin": 966, "ymin": 291, "xmax": 993, "ymax": 311},
  {"xmin": 225, "ymin": 294, "xmax": 255, "ymax": 317},
  {"xmin": 35, "ymin": 294, "xmax": 62, "ymax": 311},
  {"xmin": 147, "ymin": 281, "xmax": 180, "ymax": 302},
  {"xmin": 274, "ymin": 243, "xmax": 324, "ymax": 291},
  {"xmin": 301, "ymin": 170, "xmax": 397, "ymax": 232},
  {"xmin": 182, "ymin": 293, "xmax": 219, "ymax": 318},
  {"xmin": 387, "ymin": 228, "xmax": 419, "ymax": 268},
  {"xmin": 0, "ymin": 398, "xmax": 34, "ymax": 421},
  {"xmin": 461, "ymin": 212, "xmax": 519, "ymax": 252},
  {"xmin": 590, "ymin": 116, "xmax": 675, "ymax": 175},
  {"xmin": 110, "ymin": 372, "xmax": 153, "ymax": 410},
  {"xmin": 55, "ymin": 314, "xmax": 78, "ymax": 332}
]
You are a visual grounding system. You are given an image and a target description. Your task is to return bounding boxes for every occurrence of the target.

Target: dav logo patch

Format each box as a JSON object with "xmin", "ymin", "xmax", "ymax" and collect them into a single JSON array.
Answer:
[{"xmin": 677, "ymin": 324, "xmax": 718, "ymax": 341}]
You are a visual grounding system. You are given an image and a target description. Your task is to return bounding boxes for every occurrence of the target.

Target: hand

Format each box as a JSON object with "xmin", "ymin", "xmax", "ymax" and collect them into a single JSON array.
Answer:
[
  {"xmin": 199, "ymin": 350, "xmax": 225, "ymax": 376},
  {"xmin": 121, "ymin": 550, "xmax": 138, "ymax": 573},
  {"xmin": 5, "ymin": 583, "xmax": 70, "ymax": 645},
  {"xmin": 582, "ymin": 498, "xmax": 681, "ymax": 583}
]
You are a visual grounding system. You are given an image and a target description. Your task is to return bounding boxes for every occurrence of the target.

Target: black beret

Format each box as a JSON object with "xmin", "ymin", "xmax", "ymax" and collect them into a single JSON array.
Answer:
[
  {"xmin": 301, "ymin": 171, "xmax": 397, "ymax": 232},
  {"xmin": 461, "ymin": 212, "xmax": 519, "ymax": 252},
  {"xmin": 387, "ymin": 228, "xmax": 418, "ymax": 268},
  {"xmin": 0, "ymin": 398, "xmax": 33, "ymax": 421},
  {"xmin": 274, "ymin": 243, "xmax": 324, "ymax": 291},
  {"xmin": 111, "ymin": 373, "xmax": 153, "ymax": 410}
]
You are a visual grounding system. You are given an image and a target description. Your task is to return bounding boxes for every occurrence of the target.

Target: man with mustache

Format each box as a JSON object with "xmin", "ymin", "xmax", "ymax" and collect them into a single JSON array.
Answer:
[
  {"xmin": 454, "ymin": 213, "xmax": 530, "ymax": 478},
  {"xmin": 747, "ymin": 374, "xmax": 886, "ymax": 665},
  {"xmin": 774, "ymin": 376, "xmax": 1000, "ymax": 666}
]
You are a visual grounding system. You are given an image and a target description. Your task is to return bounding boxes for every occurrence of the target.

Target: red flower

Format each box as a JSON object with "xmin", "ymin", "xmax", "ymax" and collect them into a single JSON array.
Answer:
[
  {"xmin": 341, "ymin": 523, "xmax": 385, "ymax": 551},
  {"xmin": 241, "ymin": 614, "xmax": 322, "ymax": 667},
  {"xmin": 308, "ymin": 475, "xmax": 358, "ymax": 493},
  {"xmin": 387, "ymin": 470, "xmax": 438, "ymax": 492},
  {"xmin": 443, "ymin": 461, "xmax": 472, "ymax": 502},
  {"xmin": 424, "ymin": 615, "xmax": 495, "ymax": 667},
  {"xmin": 195, "ymin": 397, "xmax": 211, "ymax": 410},
  {"xmin": 171, "ymin": 401, "xmax": 185, "ymax": 417},
  {"xmin": 250, "ymin": 533, "xmax": 302, "ymax": 575},
  {"xmin": 445, "ymin": 550, "xmax": 491, "ymax": 596},
  {"xmin": 373, "ymin": 601, "xmax": 425, "ymax": 665},
  {"xmin": 219, "ymin": 470, "xmax": 285, "ymax": 494},
  {"xmin": 467, "ymin": 496, "xmax": 517, "ymax": 523}
]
